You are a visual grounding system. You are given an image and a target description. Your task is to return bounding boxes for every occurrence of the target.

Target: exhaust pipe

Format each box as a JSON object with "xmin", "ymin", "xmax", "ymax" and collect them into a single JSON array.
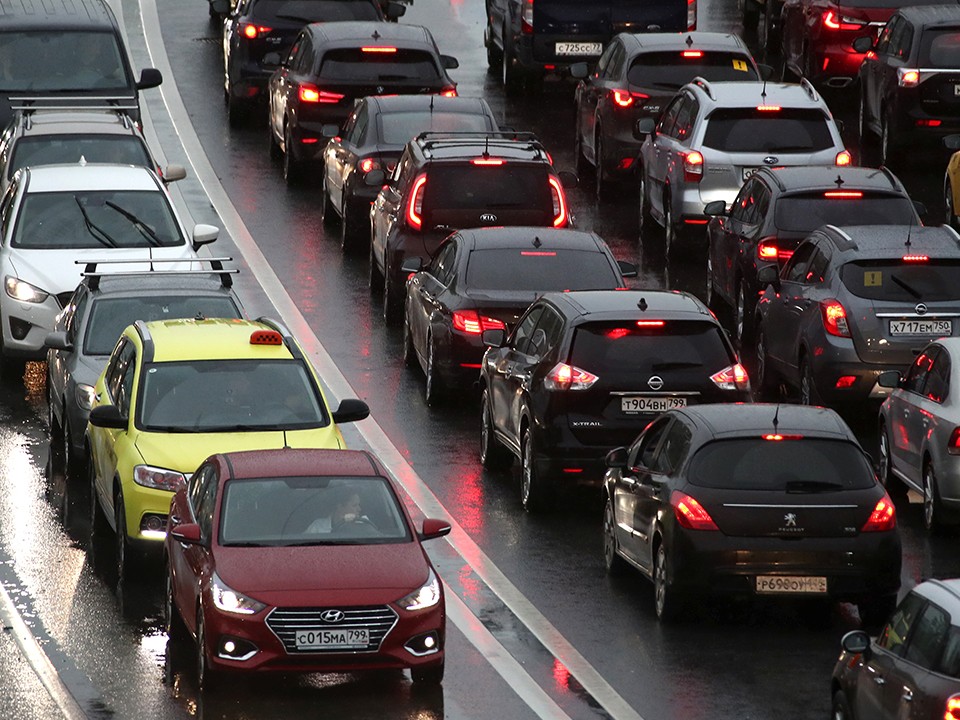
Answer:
[{"xmin": 825, "ymin": 76, "xmax": 853, "ymax": 88}]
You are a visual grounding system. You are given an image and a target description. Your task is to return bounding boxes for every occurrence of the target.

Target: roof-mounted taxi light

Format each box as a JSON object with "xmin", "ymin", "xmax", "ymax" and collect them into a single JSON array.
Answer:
[{"xmin": 250, "ymin": 330, "xmax": 283, "ymax": 345}]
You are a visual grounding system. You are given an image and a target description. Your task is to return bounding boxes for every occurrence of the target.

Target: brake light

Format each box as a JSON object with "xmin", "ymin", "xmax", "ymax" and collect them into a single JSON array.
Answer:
[
  {"xmin": 548, "ymin": 176, "xmax": 568, "ymax": 227},
  {"xmin": 820, "ymin": 299, "xmax": 851, "ymax": 337},
  {"xmin": 902, "ymin": 254, "xmax": 929, "ymax": 262},
  {"xmin": 898, "ymin": 68, "xmax": 920, "ymax": 87},
  {"xmin": 452, "ymin": 310, "xmax": 505, "ymax": 335},
  {"xmin": 240, "ymin": 23, "xmax": 271, "ymax": 39},
  {"xmin": 606, "ymin": 328, "xmax": 631, "ymax": 339},
  {"xmin": 360, "ymin": 158, "xmax": 380, "ymax": 173},
  {"xmin": 472, "ymin": 157, "xmax": 505, "ymax": 165},
  {"xmin": 407, "ymin": 174, "xmax": 427, "ymax": 230},
  {"xmin": 362, "ymin": 46, "xmax": 397, "ymax": 53},
  {"xmin": 687, "ymin": 0, "xmax": 696, "ymax": 30},
  {"xmin": 861, "ymin": 495, "xmax": 896, "ymax": 532},
  {"xmin": 683, "ymin": 150, "xmax": 704, "ymax": 183},
  {"xmin": 948, "ymin": 427, "xmax": 960, "ymax": 455},
  {"xmin": 521, "ymin": 0, "xmax": 534, "ymax": 33},
  {"xmin": 544, "ymin": 362, "xmax": 598, "ymax": 391},
  {"xmin": 945, "ymin": 694, "xmax": 960, "ymax": 720},
  {"xmin": 835, "ymin": 150, "xmax": 853, "ymax": 166},
  {"xmin": 823, "ymin": 10, "xmax": 863, "ymax": 31},
  {"xmin": 916, "ymin": 119, "xmax": 941, "ymax": 127},
  {"xmin": 441, "ymin": 87, "xmax": 458, "ymax": 98},
  {"xmin": 636, "ymin": 320, "xmax": 665, "ymax": 328},
  {"xmin": 612, "ymin": 89, "xmax": 634, "ymax": 108},
  {"xmin": 250, "ymin": 329, "xmax": 283, "ymax": 345},
  {"xmin": 682, "ymin": 50, "xmax": 703, "ymax": 58},
  {"xmin": 299, "ymin": 85, "xmax": 343, "ymax": 104},
  {"xmin": 757, "ymin": 237, "xmax": 779, "ymax": 260},
  {"xmin": 824, "ymin": 191, "xmax": 862, "ymax": 198},
  {"xmin": 756, "ymin": 105, "xmax": 781, "ymax": 112},
  {"xmin": 835, "ymin": 375, "xmax": 857, "ymax": 388},
  {"xmin": 762, "ymin": 434, "xmax": 804, "ymax": 440},
  {"xmin": 710, "ymin": 363, "xmax": 750, "ymax": 391},
  {"xmin": 671, "ymin": 491, "xmax": 717, "ymax": 531},
  {"xmin": 520, "ymin": 251, "xmax": 556, "ymax": 256}
]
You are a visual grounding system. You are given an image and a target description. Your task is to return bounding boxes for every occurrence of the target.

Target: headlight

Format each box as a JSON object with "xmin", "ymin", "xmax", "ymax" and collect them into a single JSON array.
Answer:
[
  {"xmin": 133, "ymin": 464, "xmax": 186, "ymax": 491},
  {"xmin": 4, "ymin": 276, "xmax": 48, "ymax": 304},
  {"xmin": 212, "ymin": 572, "xmax": 267, "ymax": 615},
  {"xmin": 397, "ymin": 568, "xmax": 441, "ymax": 611},
  {"xmin": 75, "ymin": 383, "xmax": 96, "ymax": 411}
]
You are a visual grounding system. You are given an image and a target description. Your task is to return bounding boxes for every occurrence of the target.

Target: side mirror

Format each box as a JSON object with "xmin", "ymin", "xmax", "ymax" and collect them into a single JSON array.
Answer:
[
  {"xmin": 211, "ymin": 0, "xmax": 230, "ymax": 15},
  {"xmin": 162, "ymin": 165, "xmax": 187, "ymax": 183},
  {"xmin": 365, "ymin": 169, "xmax": 386, "ymax": 187},
  {"xmin": 703, "ymin": 199, "xmax": 727, "ymax": 216},
  {"xmin": 757, "ymin": 264, "xmax": 780, "ymax": 288},
  {"xmin": 569, "ymin": 62, "xmax": 589, "ymax": 80},
  {"xmin": 137, "ymin": 68, "xmax": 163, "ymax": 90},
  {"xmin": 945, "ymin": 134, "xmax": 960, "ymax": 151},
  {"xmin": 841, "ymin": 629, "xmax": 872, "ymax": 654},
  {"xmin": 557, "ymin": 169, "xmax": 578, "ymax": 189},
  {"xmin": 482, "ymin": 328, "xmax": 506, "ymax": 348},
  {"xmin": 385, "ymin": 1, "xmax": 406, "ymax": 19},
  {"xmin": 877, "ymin": 370, "xmax": 902, "ymax": 389},
  {"xmin": 88, "ymin": 404, "xmax": 128, "ymax": 430},
  {"xmin": 852, "ymin": 36, "xmax": 874, "ymax": 54},
  {"xmin": 192, "ymin": 224, "xmax": 219, "ymax": 250},
  {"xmin": 440, "ymin": 55, "xmax": 459, "ymax": 70},
  {"xmin": 262, "ymin": 52, "xmax": 282, "ymax": 68},
  {"xmin": 419, "ymin": 518, "xmax": 452, "ymax": 541},
  {"xmin": 605, "ymin": 446, "xmax": 628, "ymax": 469},
  {"xmin": 757, "ymin": 63, "xmax": 775, "ymax": 81},
  {"xmin": 913, "ymin": 201, "xmax": 927, "ymax": 222},
  {"xmin": 44, "ymin": 331, "xmax": 72, "ymax": 352},
  {"xmin": 617, "ymin": 260, "xmax": 638, "ymax": 278},
  {"xmin": 636, "ymin": 117, "xmax": 656, "ymax": 138},
  {"xmin": 401, "ymin": 256, "xmax": 422, "ymax": 274},
  {"xmin": 321, "ymin": 124, "xmax": 340, "ymax": 139},
  {"xmin": 331, "ymin": 398, "xmax": 370, "ymax": 424},
  {"xmin": 170, "ymin": 522, "xmax": 203, "ymax": 545}
]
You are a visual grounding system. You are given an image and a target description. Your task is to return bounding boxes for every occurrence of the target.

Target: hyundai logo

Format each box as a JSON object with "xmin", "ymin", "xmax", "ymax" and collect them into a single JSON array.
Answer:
[
  {"xmin": 479, "ymin": 213, "xmax": 498, "ymax": 224},
  {"xmin": 916, "ymin": 303, "xmax": 928, "ymax": 316},
  {"xmin": 763, "ymin": 156, "xmax": 779, "ymax": 165},
  {"xmin": 647, "ymin": 375, "xmax": 664, "ymax": 390},
  {"xmin": 320, "ymin": 609, "xmax": 345, "ymax": 623}
]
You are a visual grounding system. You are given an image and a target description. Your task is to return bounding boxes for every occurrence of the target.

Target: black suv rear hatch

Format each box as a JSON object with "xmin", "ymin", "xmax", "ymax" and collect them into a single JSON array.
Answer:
[{"xmin": 918, "ymin": 26, "xmax": 960, "ymax": 118}]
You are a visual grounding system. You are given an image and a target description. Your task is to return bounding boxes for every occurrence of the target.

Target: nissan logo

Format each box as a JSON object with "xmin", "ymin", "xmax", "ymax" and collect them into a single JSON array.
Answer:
[
  {"xmin": 916, "ymin": 303, "xmax": 928, "ymax": 316},
  {"xmin": 320, "ymin": 609, "xmax": 345, "ymax": 623},
  {"xmin": 762, "ymin": 156, "xmax": 779, "ymax": 165},
  {"xmin": 647, "ymin": 376, "xmax": 664, "ymax": 390},
  {"xmin": 479, "ymin": 213, "xmax": 498, "ymax": 224}
]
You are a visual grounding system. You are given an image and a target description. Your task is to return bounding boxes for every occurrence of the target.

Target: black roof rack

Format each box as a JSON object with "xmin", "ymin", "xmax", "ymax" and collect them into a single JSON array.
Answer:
[
  {"xmin": 415, "ymin": 130, "xmax": 542, "ymax": 148},
  {"xmin": 76, "ymin": 257, "xmax": 237, "ymax": 291}
]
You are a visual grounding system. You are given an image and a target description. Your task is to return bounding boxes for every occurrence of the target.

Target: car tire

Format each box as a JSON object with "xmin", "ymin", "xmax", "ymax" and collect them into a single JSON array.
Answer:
[
  {"xmin": 754, "ymin": 325, "xmax": 776, "ymax": 399},
  {"xmin": 282, "ymin": 125, "xmax": 302, "ymax": 186},
  {"xmin": 798, "ymin": 355, "xmax": 820, "ymax": 406},
  {"xmin": 602, "ymin": 499, "xmax": 627, "ymax": 577},
  {"xmin": 664, "ymin": 194, "xmax": 682, "ymax": 260},
  {"xmin": 877, "ymin": 423, "xmax": 906, "ymax": 497},
  {"xmin": 595, "ymin": 133, "xmax": 612, "ymax": 202},
  {"xmin": 637, "ymin": 168, "xmax": 656, "ymax": 242},
  {"xmin": 269, "ymin": 125, "xmax": 282, "ymax": 161},
  {"xmin": 424, "ymin": 334, "xmax": 444, "ymax": 407},
  {"xmin": 520, "ymin": 428, "xmax": 550, "ymax": 512},
  {"xmin": 115, "ymin": 493, "xmax": 137, "ymax": 585},
  {"xmin": 340, "ymin": 202, "xmax": 364, "ymax": 253},
  {"xmin": 402, "ymin": 312, "xmax": 416, "ymax": 367},
  {"xmin": 320, "ymin": 181, "xmax": 338, "ymax": 227},
  {"xmin": 880, "ymin": 115, "xmax": 899, "ymax": 168},
  {"xmin": 369, "ymin": 237, "xmax": 384, "ymax": 293},
  {"xmin": 502, "ymin": 30, "xmax": 523, "ymax": 96},
  {"xmin": 923, "ymin": 461, "xmax": 947, "ymax": 533},
  {"xmin": 831, "ymin": 690, "xmax": 853, "ymax": 720},
  {"xmin": 89, "ymin": 460, "xmax": 109, "ymax": 541},
  {"xmin": 62, "ymin": 417, "xmax": 82, "ymax": 482},
  {"xmin": 485, "ymin": 28, "xmax": 503, "ymax": 72},
  {"xmin": 165, "ymin": 562, "xmax": 188, "ymax": 643},
  {"xmin": 480, "ymin": 389, "xmax": 512, "ymax": 471},
  {"xmin": 47, "ymin": 395, "xmax": 65, "ymax": 480},
  {"xmin": 858, "ymin": 594, "xmax": 897, "ymax": 633},
  {"xmin": 196, "ymin": 612, "xmax": 220, "ymax": 692},
  {"xmin": 574, "ymin": 124, "xmax": 592, "ymax": 181},
  {"xmin": 383, "ymin": 270, "xmax": 402, "ymax": 324},
  {"xmin": 946, "ymin": 179, "xmax": 957, "ymax": 230},
  {"xmin": 734, "ymin": 279, "xmax": 754, "ymax": 349},
  {"xmin": 411, "ymin": 657, "xmax": 444, "ymax": 685},
  {"xmin": 227, "ymin": 94, "xmax": 248, "ymax": 129},
  {"xmin": 858, "ymin": 93, "xmax": 875, "ymax": 158},
  {"xmin": 654, "ymin": 541, "xmax": 682, "ymax": 622}
]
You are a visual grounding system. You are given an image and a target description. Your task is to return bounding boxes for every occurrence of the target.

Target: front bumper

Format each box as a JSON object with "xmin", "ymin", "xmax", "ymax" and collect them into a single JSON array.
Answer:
[{"xmin": 2, "ymin": 294, "xmax": 61, "ymax": 359}]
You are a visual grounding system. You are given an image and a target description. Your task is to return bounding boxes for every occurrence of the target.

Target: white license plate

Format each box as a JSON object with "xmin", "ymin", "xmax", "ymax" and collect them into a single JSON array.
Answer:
[
  {"xmin": 620, "ymin": 396, "xmax": 687, "ymax": 414},
  {"xmin": 755, "ymin": 576, "xmax": 827, "ymax": 594},
  {"xmin": 295, "ymin": 628, "xmax": 369, "ymax": 650},
  {"xmin": 742, "ymin": 167, "xmax": 759, "ymax": 181},
  {"xmin": 889, "ymin": 319, "xmax": 952, "ymax": 336},
  {"xmin": 555, "ymin": 42, "xmax": 602, "ymax": 56}
]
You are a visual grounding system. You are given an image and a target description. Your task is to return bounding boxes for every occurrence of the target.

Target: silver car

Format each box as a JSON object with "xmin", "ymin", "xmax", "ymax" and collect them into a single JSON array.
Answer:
[
  {"xmin": 878, "ymin": 336, "xmax": 960, "ymax": 532},
  {"xmin": 636, "ymin": 77, "xmax": 850, "ymax": 258}
]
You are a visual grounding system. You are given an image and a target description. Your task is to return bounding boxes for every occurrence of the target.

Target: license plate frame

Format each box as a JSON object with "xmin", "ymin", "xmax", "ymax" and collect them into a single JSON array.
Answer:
[
  {"xmin": 620, "ymin": 396, "xmax": 687, "ymax": 415},
  {"xmin": 555, "ymin": 42, "xmax": 602, "ymax": 56},
  {"xmin": 295, "ymin": 628, "xmax": 369, "ymax": 650},
  {"xmin": 888, "ymin": 319, "xmax": 952, "ymax": 336},
  {"xmin": 755, "ymin": 575, "xmax": 827, "ymax": 594}
]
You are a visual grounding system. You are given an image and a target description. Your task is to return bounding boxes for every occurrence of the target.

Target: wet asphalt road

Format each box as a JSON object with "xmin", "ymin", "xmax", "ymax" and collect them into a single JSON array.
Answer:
[{"xmin": 2, "ymin": 0, "xmax": 960, "ymax": 718}]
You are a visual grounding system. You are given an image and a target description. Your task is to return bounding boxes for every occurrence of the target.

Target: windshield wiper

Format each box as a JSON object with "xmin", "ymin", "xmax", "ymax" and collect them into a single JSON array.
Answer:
[
  {"xmin": 784, "ymin": 480, "xmax": 845, "ymax": 493},
  {"xmin": 194, "ymin": 423, "xmax": 287, "ymax": 432},
  {"xmin": 276, "ymin": 540, "xmax": 341, "ymax": 547},
  {"xmin": 891, "ymin": 274, "xmax": 922, "ymax": 299},
  {"xmin": 75, "ymin": 196, "xmax": 118, "ymax": 248},
  {"xmin": 104, "ymin": 201, "xmax": 162, "ymax": 247}
]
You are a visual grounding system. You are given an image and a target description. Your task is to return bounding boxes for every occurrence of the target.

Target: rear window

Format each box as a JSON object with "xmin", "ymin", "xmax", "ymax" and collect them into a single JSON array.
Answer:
[
  {"xmin": 627, "ymin": 52, "xmax": 758, "ymax": 89},
  {"xmin": 424, "ymin": 164, "xmax": 551, "ymax": 212},
  {"xmin": 10, "ymin": 136, "xmax": 152, "ymax": 179},
  {"xmin": 840, "ymin": 259, "xmax": 960, "ymax": 302},
  {"xmin": 702, "ymin": 108, "xmax": 834, "ymax": 153},
  {"xmin": 0, "ymin": 31, "xmax": 129, "ymax": 92},
  {"xmin": 380, "ymin": 111, "xmax": 493, "ymax": 145},
  {"xmin": 318, "ymin": 48, "xmax": 441, "ymax": 82},
  {"xmin": 687, "ymin": 438, "xmax": 875, "ymax": 490},
  {"xmin": 568, "ymin": 320, "xmax": 733, "ymax": 374},
  {"xmin": 250, "ymin": 0, "xmax": 381, "ymax": 22},
  {"xmin": 465, "ymin": 249, "xmax": 619, "ymax": 292},
  {"xmin": 774, "ymin": 192, "xmax": 917, "ymax": 233},
  {"xmin": 920, "ymin": 28, "xmax": 960, "ymax": 67}
]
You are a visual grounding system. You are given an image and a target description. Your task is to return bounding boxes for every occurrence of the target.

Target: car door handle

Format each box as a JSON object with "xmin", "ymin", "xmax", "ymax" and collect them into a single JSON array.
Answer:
[
  {"xmin": 873, "ymin": 676, "xmax": 885, "ymax": 686},
  {"xmin": 901, "ymin": 688, "xmax": 913, "ymax": 702},
  {"xmin": 621, "ymin": 476, "xmax": 636, "ymax": 488},
  {"xmin": 903, "ymin": 408, "xmax": 910, "ymax": 418},
  {"xmin": 170, "ymin": 515, "xmax": 181, "ymax": 526}
]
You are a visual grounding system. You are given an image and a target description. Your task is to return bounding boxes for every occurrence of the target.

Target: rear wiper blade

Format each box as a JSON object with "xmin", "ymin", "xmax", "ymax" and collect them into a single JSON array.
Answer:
[
  {"xmin": 763, "ymin": 145, "xmax": 812, "ymax": 153},
  {"xmin": 75, "ymin": 196, "xmax": 118, "ymax": 248},
  {"xmin": 784, "ymin": 480, "xmax": 845, "ymax": 493},
  {"xmin": 891, "ymin": 274, "xmax": 922, "ymax": 299},
  {"xmin": 274, "ymin": 13, "xmax": 313, "ymax": 21},
  {"xmin": 651, "ymin": 361, "xmax": 702, "ymax": 370},
  {"xmin": 105, "ymin": 200, "xmax": 162, "ymax": 247}
]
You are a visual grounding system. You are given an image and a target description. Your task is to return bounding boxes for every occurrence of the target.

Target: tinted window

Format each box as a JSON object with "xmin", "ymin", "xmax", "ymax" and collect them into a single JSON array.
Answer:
[
  {"xmin": 465, "ymin": 249, "xmax": 619, "ymax": 292},
  {"xmin": 938, "ymin": 626, "xmax": 960, "ymax": 679},
  {"xmin": 774, "ymin": 194, "xmax": 917, "ymax": 233},
  {"xmin": 12, "ymin": 191, "xmax": 185, "ymax": 249},
  {"xmin": 702, "ymin": 108, "xmax": 834, "ymax": 153},
  {"xmin": 905, "ymin": 602, "xmax": 950, "ymax": 670},
  {"xmin": 880, "ymin": 592, "xmax": 927, "ymax": 657},
  {"xmin": 840, "ymin": 260, "xmax": 960, "ymax": 302},
  {"xmin": 250, "ymin": 0, "xmax": 381, "ymax": 22},
  {"xmin": 10, "ymin": 136, "xmax": 152, "ymax": 177},
  {"xmin": 84, "ymin": 296, "xmax": 242, "ymax": 356},
  {"xmin": 318, "ymin": 49, "xmax": 441, "ymax": 82},
  {"xmin": 424, "ymin": 164, "xmax": 551, "ymax": 212},
  {"xmin": 920, "ymin": 28, "xmax": 960, "ymax": 66},
  {"xmin": 0, "ymin": 31, "xmax": 129, "ymax": 92},
  {"xmin": 627, "ymin": 52, "xmax": 758, "ymax": 88},
  {"xmin": 379, "ymin": 112, "xmax": 493, "ymax": 145},
  {"xmin": 687, "ymin": 438, "xmax": 875, "ymax": 490}
]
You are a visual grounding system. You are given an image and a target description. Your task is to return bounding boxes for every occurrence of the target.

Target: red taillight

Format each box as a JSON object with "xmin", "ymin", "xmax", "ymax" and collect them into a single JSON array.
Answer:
[
  {"xmin": 361, "ymin": 46, "xmax": 397, "ymax": 53},
  {"xmin": 521, "ymin": 0, "xmax": 534, "ymax": 33},
  {"xmin": 762, "ymin": 434, "xmax": 804, "ymax": 441},
  {"xmin": 835, "ymin": 375, "xmax": 857, "ymax": 388},
  {"xmin": 948, "ymin": 427, "xmax": 960, "ymax": 455},
  {"xmin": 710, "ymin": 363, "xmax": 750, "ymax": 391},
  {"xmin": 360, "ymin": 158, "xmax": 380, "ymax": 173},
  {"xmin": 407, "ymin": 174, "xmax": 427, "ymax": 230},
  {"xmin": 612, "ymin": 89, "xmax": 634, "ymax": 108},
  {"xmin": 824, "ymin": 191, "xmax": 862, "ymax": 198},
  {"xmin": 636, "ymin": 320, "xmax": 665, "ymax": 327},
  {"xmin": 683, "ymin": 150, "xmax": 704, "ymax": 182},
  {"xmin": 452, "ymin": 310, "xmax": 505, "ymax": 335},
  {"xmin": 682, "ymin": 50, "xmax": 703, "ymax": 58},
  {"xmin": 472, "ymin": 157, "xmax": 505, "ymax": 166},
  {"xmin": 946, "ymin": 694, "xmax": 960, "ymax": 720},
  {"xmin": 299, "ymin": 85, "xmax": 343, "ymax": 104},
  {"xmin": 820, "ymin": 299, "xmax": 851, "ymax": 337},
  {"xmin": 835, "ymin": 150, "xmax": 853, "ymax": 166},
  {"xmin": 520, "ymin": 251, "xmax": 556, "ymax": 256},
  {"xmin": 544, "ymin": 362, "xmax": 598, "ymax": 391},
  {"xmin": 250, "ymin": 329, "xmax": 283, "ymax": 345},
  {"xmin": 916, "ymin": 119, "xmax": 941, "ymax": 127},
  {"xmin": 861, "ymin": 494, "xmax": 896, "ymax": 532},
  {"xmin": 899, "ymin": 69, "xmax": 920, "ymax": 87},
  {"xmin": 671, "ymin": 491, "xmax": 718, "ymax": 531},
  {"xmin": 548, "ymin": 176, "xmax": 568, "ymax": 227},
  {"xmin": 241, "ymin": 23, "xmax": 271, "ymax": 39},
  {"xmin": 823, "ymin": 10, "xmax": 863, "ymax": 31},
  {"xmin": 902, "ymin": 254, "xmax": 929, "ymax": 262},
  {"xmin": 756, "ymin": 105, "xmax": 781, "ymax": 112},
  {"xmin": 757, "ymin": 237, "xmax": 779, "ymax": 260},
  {"xmin": 441, "ymin": 87, "xmax": 458, "ymax": 98}
]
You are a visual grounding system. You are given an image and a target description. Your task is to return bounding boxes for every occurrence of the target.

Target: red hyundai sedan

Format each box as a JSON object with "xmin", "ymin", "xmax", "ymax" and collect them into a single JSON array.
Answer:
[{"xmin": 164, "ymin": 448, "xmax": 450, "ymax": 690}]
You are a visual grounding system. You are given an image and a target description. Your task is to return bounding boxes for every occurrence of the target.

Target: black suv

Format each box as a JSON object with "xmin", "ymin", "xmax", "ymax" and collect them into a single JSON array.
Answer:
[
  {"xmin": 484, "ymin": 0, "xmax": 697, "ymax": 94},
  {"xmin": 369, "ymin": 131, "xmax": 577, "ymax": 323},
  {"xmin": 478, "ymin": 290, "xmax": 751, "ymax": 511},
  {"xmin": 705, "ymin": 165, "xmax": 921, "ymax": 349},
  {"xmin": 855, "ymin": 5, "xmax": 960, "ymax": 166},
  {"xmin": 0, "ymin": 0, "xmax": 162, "ymax": 128}
]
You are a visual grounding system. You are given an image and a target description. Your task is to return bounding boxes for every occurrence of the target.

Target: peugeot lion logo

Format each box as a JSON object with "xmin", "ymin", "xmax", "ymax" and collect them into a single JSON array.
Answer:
[
  {"xmin": 784, "ymin": 513, "xmax": 797, "ymax": 527},
  {"xmin": 647, "ymin": 375, "xmax": 664, "ymax": 390},
  {"xmin": 763, "ymin": 156, "xmax": 779, "ymax": 165},
  {"xmin": 480, "ymin": 213, "xmax": 498, "ymax": 224},
  {"xmin": 320, "ymin": 609, "xmax": 345, "ymax": 623},
  {"xmin": 916, "ymin": 303, "xmax": 928, "ymax": 316},
  {"xmin": 375, "ymin": 85, "xmax": 384, "ymax": 94}
]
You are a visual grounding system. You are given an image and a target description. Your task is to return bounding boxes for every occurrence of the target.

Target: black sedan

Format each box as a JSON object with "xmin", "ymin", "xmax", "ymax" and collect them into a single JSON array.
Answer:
[
  {"xmin": 322, "ymin": 95, "xmax": 499, "ymax": 252},
  {"xmin": 401, "ymin": 227, "xmax": 635, "ymax": 405},
  {"xmin": 602, "ymin": 403, "xmax": 902, "ymax": 625}
]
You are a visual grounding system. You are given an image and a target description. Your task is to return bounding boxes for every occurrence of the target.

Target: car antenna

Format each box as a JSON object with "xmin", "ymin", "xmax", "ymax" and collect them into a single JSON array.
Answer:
[
  {"xmin": 429, "ymin": 94, "xmax": 435, "ymax": 113},
  {"xmin": 282, "ymin": 429, "xmax": 291, "ymax": 449},
  {"xmin": 483, "ymin": 134, "xmax": 490, "ymax": 160},
  {"xmin": 772, "ymin": 404, "xmax": 780, "ymax": 435}
]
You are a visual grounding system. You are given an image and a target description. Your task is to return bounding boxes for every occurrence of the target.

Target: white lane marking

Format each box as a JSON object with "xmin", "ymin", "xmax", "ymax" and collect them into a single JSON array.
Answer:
[
  {"xmin": 0, "ymin": 583, "xmax": 86, "ymax": 720},
  {"xmin": 135, "ymin": 2, "xmax": 644, "ymax": 719}
]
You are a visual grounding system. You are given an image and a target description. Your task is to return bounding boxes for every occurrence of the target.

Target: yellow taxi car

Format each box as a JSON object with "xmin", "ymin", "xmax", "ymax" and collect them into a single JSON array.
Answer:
[
  {"xmin": 944, "ymin": 135, "xmax": 960, "ymax": 229},
  {"xmin": 86, "ymin": 316, "xmax": 369, "ymax": 581}
]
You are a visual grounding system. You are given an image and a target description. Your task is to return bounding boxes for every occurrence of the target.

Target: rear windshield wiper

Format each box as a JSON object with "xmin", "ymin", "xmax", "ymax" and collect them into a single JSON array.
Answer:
[
  {"xmin": 651, "ymin": 361, "xmax": 703, "ymax": 370},
  {"xmin": 762, "ymin": 145, "xmax": 813, "ymax": 153},
  {"xmin": 890, "ymin": 274, "xmax": 922, "ymax": 299},
  {"xmin": 105, "ymin": 201, "xmax": 162, "ymax": 247},
  {"xmin": 275, "ymin": 13, "xmax": 314, "ymax": 21},
  {"xmin": 784, "ymin": 480, "xmax": 845, "ymax": 493},
  {"xmin": 75, "ymin": 196, "xmax": 118, "ymax": 248}
]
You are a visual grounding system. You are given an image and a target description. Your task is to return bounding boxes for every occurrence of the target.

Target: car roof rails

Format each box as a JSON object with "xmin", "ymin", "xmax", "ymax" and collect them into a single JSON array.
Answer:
[
  {"xmin": 9, "ymin": 95, "xmax": 138, "ymax": 112},
  {"xmin": 256, "ymin": 316, "xmax": 303, "ymax": 360},
  {"xmin": 799, "ymin": 77, "xmax": 820, "ymax": 102},
  {"xmin": 821, "ymin": 225, "xmax": 857, "ymax": 251},
  {"xmin": 77, "ymin": 257, "xmax": 237, "ymax": 291},
  {"xmin": 690, "ymin": 76, "xmax": 715, "ymax": 101},
  {"xmin": 415, "ymin": 131, "xmax": 547, "ymax": 160}
]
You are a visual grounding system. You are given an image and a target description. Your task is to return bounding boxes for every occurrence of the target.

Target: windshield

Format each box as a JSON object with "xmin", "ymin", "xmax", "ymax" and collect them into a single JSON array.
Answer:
[
  {"xmin": 318, "ymin": 48, "xmax": 441, "ymax": 82},
  {"xmin": 139, "ymin": 359, "xmax": 328, "ymax": 431},
  {"xmin": 465, "ymin": 248, "xmax": 619, "ymax": 292},
  {"xmin": 11, "ymin": 190, "xmax": 184, "ymax": 249},
  {"xmin": 219, "ymin": 475, "xmax": 410, "ymax": 546},
  {"xmin": 774, "ymin": 193, "xmax": 917, "ymax": 232},
  {"xmin": 0, "ymin": 31, "xmax": 129, "ymax": 92},
  {"xmin": 702, "ymin": 108, "xmax": 835, "ymax": 153},
  {"xmin": 687, "ymin": 438, "xmax": 875, "ymax": 490},
  {"xmin": 840, "ymin": 260, "xmax": 960, "ymax": 302},
  {"xmin": 250, "ymin": 0, "xmax": 381, "ymax": 22},
  {"xmin": 627, "ymin": 52, "xmax": 758, "ymax": 89},
  {"xmin": 10, "ymin": 136, "xmax": 152, "ymax": 178},
  {"xmin": 379, "ymin": 111, "xmax": 493, "ymax": 145}
]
